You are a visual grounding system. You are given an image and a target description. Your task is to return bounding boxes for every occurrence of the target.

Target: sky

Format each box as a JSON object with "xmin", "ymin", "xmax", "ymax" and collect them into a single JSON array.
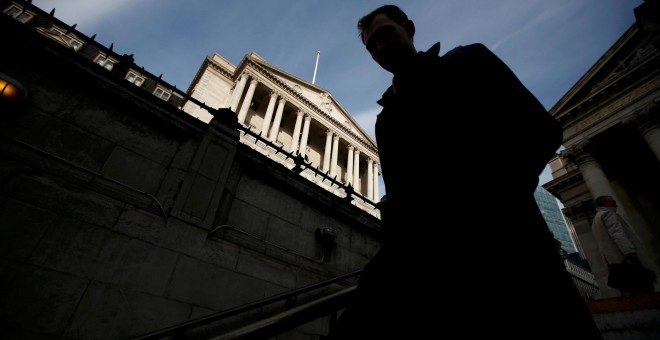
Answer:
[{"xmin": 30, "ymin": 0, "xmax": 644, "ymax": 196}]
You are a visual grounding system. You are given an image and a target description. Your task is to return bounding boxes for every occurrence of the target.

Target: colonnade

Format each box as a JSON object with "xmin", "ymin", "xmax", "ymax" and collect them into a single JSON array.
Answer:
[
  {"xmin": 564, "ymin": 103, "xmax": 660, "ymax": 199},
  {"xmin": 227, "ymin": 72, "xmax": 380, "ymax": 202},
  {"xmin": 562, "ymin": 102, "xmax": 660, "ymax": 297}
]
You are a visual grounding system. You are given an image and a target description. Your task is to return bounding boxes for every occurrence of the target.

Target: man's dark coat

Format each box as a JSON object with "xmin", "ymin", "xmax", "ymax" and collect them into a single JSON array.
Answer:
[{"xmin": 332, "ymin": 43, "xmax": 602, "ymax": 339}]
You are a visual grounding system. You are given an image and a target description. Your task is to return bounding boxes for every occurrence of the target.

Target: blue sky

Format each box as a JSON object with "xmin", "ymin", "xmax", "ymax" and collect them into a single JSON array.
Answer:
[{"xmin": 31, "ymin": 0, "xmax": 643, "ymax": 192}]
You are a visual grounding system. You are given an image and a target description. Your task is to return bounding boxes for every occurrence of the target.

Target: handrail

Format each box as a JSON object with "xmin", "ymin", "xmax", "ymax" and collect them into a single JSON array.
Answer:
[
  {"xmin": 238, "ymin": 126, "xmax": 378, "ymax": 209},
  {"xmin": 209, "ymin": 224, "xmax": 327, "ymax": 263},
  {"xmin": 1, "ymin": 135, "xmax": 168, "ymax": 219},
  {"xmin": 132, "ymin": 269, "xmax": 362, "ymax": 340},
  {"xmin": 214, "ymin": 286, "xmax": 357, "ymax": 340}
]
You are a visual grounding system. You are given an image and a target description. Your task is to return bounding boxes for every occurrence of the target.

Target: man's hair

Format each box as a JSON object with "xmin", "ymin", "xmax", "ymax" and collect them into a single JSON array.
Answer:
[
  {"xmin": 357, "ymin": 5, "xmax": 409, "ymax": 42},
  {"xmin": 594, "ymin": 195, "xmax": 612, "ymax": 208}
]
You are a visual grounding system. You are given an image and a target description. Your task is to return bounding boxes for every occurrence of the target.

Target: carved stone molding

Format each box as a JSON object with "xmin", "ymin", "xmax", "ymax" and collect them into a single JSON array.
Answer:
[
  {"xmin": 204, "ymin": 57, "xmax": 234, "ymax": 80},
  {"xmin": 561, "ymin": 140, "xmax": 596, "ymax": 166},
  {"xmin": 623, "ymin": 100, "xmax": 660, "ymax": 135},
  {"xmin": 563, "ymin": 200, "xmax": 594, "ymax": 221}
]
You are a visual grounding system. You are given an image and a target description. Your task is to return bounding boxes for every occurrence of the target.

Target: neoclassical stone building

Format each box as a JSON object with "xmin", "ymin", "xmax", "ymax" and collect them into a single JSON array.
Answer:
[
  {"xmin": 182, "ymin": 53, "xmax": 381, "ymax": 217},
  {"xmin": 544, "ymin": 8, "xmax": 660, "ymax": 298}
]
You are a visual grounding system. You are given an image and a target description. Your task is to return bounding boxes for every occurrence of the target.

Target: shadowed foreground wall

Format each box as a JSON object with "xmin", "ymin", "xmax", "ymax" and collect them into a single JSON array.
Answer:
[{"xmin": 0, "ymin": 14, "xmax": 381, "ymax": 339}]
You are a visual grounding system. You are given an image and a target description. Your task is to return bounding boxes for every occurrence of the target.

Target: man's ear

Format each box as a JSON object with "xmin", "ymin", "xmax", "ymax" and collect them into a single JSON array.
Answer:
[{"xmin": 404, "ymin": 20, "xmax": 415, "ymax": 37}]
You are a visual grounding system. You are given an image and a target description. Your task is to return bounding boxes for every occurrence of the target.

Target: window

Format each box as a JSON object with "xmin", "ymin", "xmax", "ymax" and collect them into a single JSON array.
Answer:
[
  {"xmin": 61, "ymin": 34, "xmax": 83, "ymax": 51},
  {"xmin": 5, "ymin": 6, "xmax": 33, "ymax": 23},
  {"xmin": 125, "ymin": 71, "xmax": 145, "ymax": 87},
  {"xmin": 153, "ymin": 86, "xmax": 171, "ymax": 101},
  {"xmin": 48, "ymin": 27, "xmax": 83, "ymax": 51},
  {"xmin": 94, "ymin": 54, "xmax": 116, "ymax": 71}
]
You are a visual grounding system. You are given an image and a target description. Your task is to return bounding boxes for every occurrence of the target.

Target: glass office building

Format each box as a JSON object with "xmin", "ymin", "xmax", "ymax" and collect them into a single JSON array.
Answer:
[{"xmin": 534, "ymin": 186, "xmax": 577, "ymax": 253}]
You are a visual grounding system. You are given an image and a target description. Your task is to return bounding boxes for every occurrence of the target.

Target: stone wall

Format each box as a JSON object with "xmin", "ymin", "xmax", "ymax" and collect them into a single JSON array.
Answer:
[{"xmin": 0, "ymin": 15, "xmax": 381, "ymax": 339}]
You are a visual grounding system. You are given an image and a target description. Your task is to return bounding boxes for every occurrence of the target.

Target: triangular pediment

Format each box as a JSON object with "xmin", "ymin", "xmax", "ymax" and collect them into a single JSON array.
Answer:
[
  {"xmin": 240, "ymin": 53, "xmax": 377, "ymax": 149},
  {"xmin": 550, "ymin": 23, "xmax": 657, "ymax": 116}
]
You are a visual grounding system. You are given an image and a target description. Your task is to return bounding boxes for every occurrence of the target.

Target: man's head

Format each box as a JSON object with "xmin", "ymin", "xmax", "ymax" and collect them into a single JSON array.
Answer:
[
  {"xmin": 357, "ymin": 5, "xmax": 417, "ymax": 74},
  {"xmin": 595, "ymin": 195, "xmax": 618, "ymax": 208}
]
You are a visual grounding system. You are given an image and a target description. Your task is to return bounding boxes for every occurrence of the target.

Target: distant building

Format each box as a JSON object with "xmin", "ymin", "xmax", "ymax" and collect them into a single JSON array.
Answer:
[
  {"xmin": 181, "ymin": 52, "xmax": 381, "ymax": 217},
  {"xmin": 0, "ymin": 2, "xmax": 382, "ymax": 338},
  {"xmin": 544, "ymin": 3, "xmax": 660, "ymax": 298},
  {"xmin": 534, "ymin": 186, "xmax": 577, "ymax": 253},
  {"xmin": 2, "ymin": 0, "xmax": 381, "ymax": 219}
]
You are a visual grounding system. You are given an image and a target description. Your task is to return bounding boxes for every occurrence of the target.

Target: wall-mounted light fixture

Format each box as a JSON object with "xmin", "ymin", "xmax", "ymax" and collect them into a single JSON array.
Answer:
[{"xmin": 0, "ymin": 72, "xmax": 28, "ymax": 102}]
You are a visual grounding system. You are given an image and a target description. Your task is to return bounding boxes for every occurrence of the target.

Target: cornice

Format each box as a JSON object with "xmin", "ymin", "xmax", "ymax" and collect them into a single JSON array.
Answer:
[
  {"xmin": 543, "ymin": 167, "xmax": 584, "ymax": 196},
  {"xmin": 550, "ymin": 24, "xmax": 638, "ymax": 115},
  {"xmin": 553, "ymin": 26, "xmax": 660, "ymax": 127},
  {"xmin": 558, "ymin": 54, "xmax": 659, "ymax": 129},
  {"xmin": 205, "ymin": 57, "xmax": 235, "ymax": 80},
  {"xmin": 622, "ymin": 99, "xmax": 660, "ymax": 134}
]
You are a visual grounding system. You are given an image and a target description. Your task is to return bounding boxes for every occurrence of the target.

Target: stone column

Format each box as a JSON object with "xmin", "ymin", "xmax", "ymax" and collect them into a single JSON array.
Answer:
[
  {"xmin": 322, "ymin": 130, "xmax": 333, "ymax": 173},
  {"xmin": 330, "ymin": 134, "xmax": 339, "ymax": 177},
  {"xmin": 290, "ymin": 110, "xmax": 304, "ymax": 154},
  {"xmin": 261, "ymin": 92, "xmax": 278, "ymax": 137},
  {"xmin": 563, "ymin": 142, "xmax": 612, "ymax": 199},
  {"xmin": 562, "ymin": 141, "xmax": 621, "ymax": 298},
  {"xmin": 373, "ymin": 162, "xmax": 379, "ymax": 202},
  {"xmin": 229, "ymin": 73, "xmax": 249, "ymax": 112},
  {"xmin": 268, "ymin": 98, "xmax": 286, "ymax": 142},
  {"xmin": 353, "ymin": 150, "xmax": 360, "ymax": 193},
  {"xmin": 299, "ymin": 114, "xmax": 311, "ymax": 158},
  {"xmin": 367, "ymin": 158, "xmax": 374, "ymax": 200},
  {"xmin": 237, "ymin": 79, "xmax": 258, "ymax": 125},
  {"xmin": 626, "ymin": 102, "xmax": 660, "ymax": 161},
  {"xmin": 346, "ymin": 145, "xmax": 354, "ymax": 185}
]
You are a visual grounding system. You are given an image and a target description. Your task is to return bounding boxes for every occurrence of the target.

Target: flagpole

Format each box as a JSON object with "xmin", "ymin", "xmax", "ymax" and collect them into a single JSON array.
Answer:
[{"xmin": 312, "ymin": 51, "xmax": 320, "ymax": 85}]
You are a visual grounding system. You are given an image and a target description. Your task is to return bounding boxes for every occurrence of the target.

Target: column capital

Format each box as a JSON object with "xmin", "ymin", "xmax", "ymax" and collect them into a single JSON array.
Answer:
[
  {"xmin": 296, "ymin": 109, "xmax": 305, "ymax": 116},
  {"xmin": 623, "ymin": 101, "xmax": 660, "ymax": 135},
  {"xmin": 563, "ymin": 200, "xmax": 594, "ymax": 221},
  {"xmin": 304, "ymin": 113, "xmax": 312, "ymax": 121},
  {"xmin": 561, "ymin": 140, "xmax": 596, "ymax": 166},
  {"xmin": 348, "ymin": 145, "xmax": 354, "ymax": 151},
  {"xmin": 333, "ymin": 134, "xmax": 339, "ymax": 141}
]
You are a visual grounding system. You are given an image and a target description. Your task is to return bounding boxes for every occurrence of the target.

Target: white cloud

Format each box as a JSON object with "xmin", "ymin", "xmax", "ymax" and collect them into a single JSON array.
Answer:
[
  {"xmin": 31, "ymin": 0, "xmax": 142, "ymax": 32},
  {"xmin": 352, "ymin": 107, "xmax": 381, "ymax": 141}
]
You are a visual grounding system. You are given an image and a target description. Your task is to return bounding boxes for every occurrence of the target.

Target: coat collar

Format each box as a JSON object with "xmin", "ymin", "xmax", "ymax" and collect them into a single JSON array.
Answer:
[{"xmin": 377, "ymin": 42, "xmax": 441, "ymax": 107}]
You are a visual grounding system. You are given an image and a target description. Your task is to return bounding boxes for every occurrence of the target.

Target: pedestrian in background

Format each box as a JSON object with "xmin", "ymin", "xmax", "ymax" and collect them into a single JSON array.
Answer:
[{"xmin": 592, "ymin": 195, "xmax": 656, "ymax": 295}]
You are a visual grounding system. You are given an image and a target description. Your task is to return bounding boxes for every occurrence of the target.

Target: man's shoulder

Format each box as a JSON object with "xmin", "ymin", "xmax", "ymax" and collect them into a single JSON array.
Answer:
[
  {"xmin": 594, "ymin": 207, "xmax": 616, "ymax": 221},
  {"xmin": 443, "ymin": 43, "xmax": 491, "ymax": 60}
]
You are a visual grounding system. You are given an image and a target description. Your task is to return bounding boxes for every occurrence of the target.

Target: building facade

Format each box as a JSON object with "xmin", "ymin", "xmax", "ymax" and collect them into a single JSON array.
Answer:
[
  {"xmin": 534, "ymin": 185, "xmax": 577, "ymax": 253},
  {"xmin": 8, "ymin": 0, "xmax": 660, "ymax": 337},
  {"xmin": 181, "ymin": 52, "xmax": 381, "ymax": 217},
  {"xmin": 543, "ymin": 3, "xmax": 660, "ymax": 298},
  {"xmin": 2, "ymin": 0, "xmax": 381, "ymax": 219},
  {"xmin": 1, "ymin": 2, "xmax": 383, "ymax": 338}
]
